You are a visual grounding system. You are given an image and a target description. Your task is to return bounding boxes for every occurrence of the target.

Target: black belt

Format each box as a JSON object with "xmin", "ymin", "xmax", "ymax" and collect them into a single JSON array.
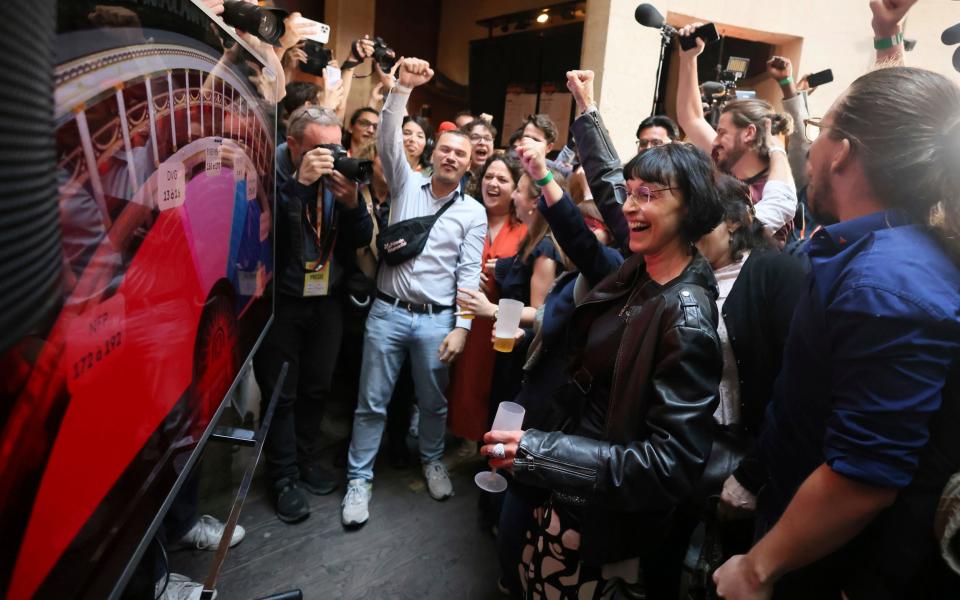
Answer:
[{"xmin": 376, "ymin": 291, "xmax": 454, "ymax": 315}]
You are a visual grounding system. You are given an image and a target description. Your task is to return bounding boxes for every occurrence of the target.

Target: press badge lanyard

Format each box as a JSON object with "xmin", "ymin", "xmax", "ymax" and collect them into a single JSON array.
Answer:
[
  {"xmin": 302, "ymin": 188, "xmax": 338, "ymax": 297},
  {"xmin": 304, "ymin": 190, "xmax": 338, "ymax": 270}
]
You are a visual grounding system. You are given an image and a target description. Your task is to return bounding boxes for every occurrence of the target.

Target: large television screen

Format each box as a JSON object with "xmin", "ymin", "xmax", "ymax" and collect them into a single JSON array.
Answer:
[{"xmin": 0, "ymin": 1, "xmax": 276, "ymax": 597}]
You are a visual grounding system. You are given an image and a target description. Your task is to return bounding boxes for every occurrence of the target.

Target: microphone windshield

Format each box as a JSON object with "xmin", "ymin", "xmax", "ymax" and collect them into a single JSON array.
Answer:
[
  {"xmin": 635, "ymin": 3, "xmax": 666, "ymax": 29},
  {"xmin": 700, "ymin": 81, "xmax": 726, "ymax": 96},
  {"xmin": 943, "ymin": 23, "xmax": 960, "ymax": 46}
]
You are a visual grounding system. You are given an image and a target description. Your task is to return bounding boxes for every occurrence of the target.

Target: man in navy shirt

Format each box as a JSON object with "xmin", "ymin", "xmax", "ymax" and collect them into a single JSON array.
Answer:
[{"xmin": 714, "ymin": 66, "xmax": 960, "ymax": 599}]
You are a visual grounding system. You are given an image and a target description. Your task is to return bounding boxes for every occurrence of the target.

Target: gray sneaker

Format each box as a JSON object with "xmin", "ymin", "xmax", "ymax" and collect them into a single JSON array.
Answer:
[
  {"xmin": 423, "ymin": 460, "xmax": 453, "ymax": 500},
  {"xmin": 341, "ymin": 478, "xmax": 372, "ymax": 527}
]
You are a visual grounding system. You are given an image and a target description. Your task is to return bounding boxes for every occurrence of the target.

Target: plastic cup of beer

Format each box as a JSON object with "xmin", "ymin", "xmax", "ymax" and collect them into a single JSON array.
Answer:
[{"xmin": 493, "ymin": 299, "xmax": 524, "ymax": 353}]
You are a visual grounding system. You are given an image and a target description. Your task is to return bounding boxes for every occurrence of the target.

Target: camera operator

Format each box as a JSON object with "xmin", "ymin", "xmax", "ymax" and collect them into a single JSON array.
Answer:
[
  {"xmin": 254, "ymin": 106, "xmax": 373, "ymax": 524},
  {"xmin": 342, "ymin": 58, "xmax": 486, "ymax": 528},
  {"xmin": 676, "ymin": 24, "xmax": 797, "ymax": 238}
]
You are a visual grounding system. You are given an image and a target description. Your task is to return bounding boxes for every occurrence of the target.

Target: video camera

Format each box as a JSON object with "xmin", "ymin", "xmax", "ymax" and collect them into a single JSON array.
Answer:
[
  {"xmin": 314, "ymin": 144, "xmax": 373, "ymax": 184},
  {"xmin": 701, "ymin": 56, "xmax": 752, "ymax": 126}
]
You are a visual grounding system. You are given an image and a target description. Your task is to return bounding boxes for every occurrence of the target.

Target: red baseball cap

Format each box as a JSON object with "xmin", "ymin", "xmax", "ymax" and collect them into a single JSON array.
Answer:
[{"xmin": 437, "ymin": 121, "xmax": 458, "ymax": 134}]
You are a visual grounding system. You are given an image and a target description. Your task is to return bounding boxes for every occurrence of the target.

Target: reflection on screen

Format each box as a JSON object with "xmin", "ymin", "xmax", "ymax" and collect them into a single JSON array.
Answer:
[{"xmin": 0, "ymin": 2, "xmax": 276, "ymax": 598}]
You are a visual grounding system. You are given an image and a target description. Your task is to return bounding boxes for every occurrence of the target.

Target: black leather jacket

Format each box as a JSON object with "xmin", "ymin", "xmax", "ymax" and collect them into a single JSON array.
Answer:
[
  {"xmin": 571, "ymin": 109, "xmax": 630, "ymax": 253},
  {"xmin": 514, "ymin": 252, "xmax": 722, "ymax": 565}
]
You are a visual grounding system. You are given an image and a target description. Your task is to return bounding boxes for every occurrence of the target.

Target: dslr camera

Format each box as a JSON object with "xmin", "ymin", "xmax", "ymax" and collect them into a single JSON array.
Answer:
[
  {"xmin": 314, "ymin": 144, "xmax": 373, "ymax": 184},
  {"xmin": 301, "ymin": 40, "xmax": 333, "ymax": 76},
  {"xmin": 371, "ymin": 37, "xmax": 398, "ymax": 72}
]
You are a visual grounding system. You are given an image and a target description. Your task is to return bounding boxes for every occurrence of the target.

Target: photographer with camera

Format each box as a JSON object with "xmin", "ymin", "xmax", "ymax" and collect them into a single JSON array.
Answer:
[
  {"xmin": 254, "ymin": 106, "xmax": 373, "ymax": 524},
  {"xmin": 342, "ymin": 58, "xmax": 486, "ymax": 528},
  {"xmin": 676, "ymin": 24, "xmax": 797, "ymax": 239}
]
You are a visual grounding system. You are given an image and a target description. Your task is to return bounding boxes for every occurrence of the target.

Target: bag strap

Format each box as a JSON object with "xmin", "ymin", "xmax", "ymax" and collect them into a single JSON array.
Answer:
[{"xmin": 433, "ymin": 195, "xmax": 458, "ymax": 219}]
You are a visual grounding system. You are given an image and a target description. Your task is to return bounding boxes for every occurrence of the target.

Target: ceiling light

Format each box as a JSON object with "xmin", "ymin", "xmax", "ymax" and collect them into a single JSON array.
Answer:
[{"xmin": 536, "ymin": 11, "xmax": 549, "ymax": 24}]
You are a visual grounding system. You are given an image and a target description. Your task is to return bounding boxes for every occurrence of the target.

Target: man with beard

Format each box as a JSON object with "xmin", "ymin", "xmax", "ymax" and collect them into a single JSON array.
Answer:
[
  {"xmin": 713, "ymin": 66, "xmax": 960, "ymax": 599},
  {"xmin": 675, "ymin": 25, "xmax": 797, "ymax": 236},
  {"xmin": 342, "ymin": 57, "xmax": 487, "ymax": 528}
]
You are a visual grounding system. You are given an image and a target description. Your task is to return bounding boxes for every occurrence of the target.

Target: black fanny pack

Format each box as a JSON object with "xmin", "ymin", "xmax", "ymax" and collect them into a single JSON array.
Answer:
[{"xmin": 376, "ymin": 197, "xmax": 456, "ymax": 266}]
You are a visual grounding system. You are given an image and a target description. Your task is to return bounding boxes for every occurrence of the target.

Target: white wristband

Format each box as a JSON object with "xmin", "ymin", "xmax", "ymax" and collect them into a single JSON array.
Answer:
[{"xmin": 768, "ymin": 146, "xmax": 787, "ymax": 157}]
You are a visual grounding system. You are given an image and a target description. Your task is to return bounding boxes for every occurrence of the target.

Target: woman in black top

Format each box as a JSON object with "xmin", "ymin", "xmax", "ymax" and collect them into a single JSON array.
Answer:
[
  {"xmin": 482, "ymin": 141, "xmax": 725, "ymax": 598},
  {"xmin": 695, "ymin": 175, "xmax": 808, "ymax": 522}
]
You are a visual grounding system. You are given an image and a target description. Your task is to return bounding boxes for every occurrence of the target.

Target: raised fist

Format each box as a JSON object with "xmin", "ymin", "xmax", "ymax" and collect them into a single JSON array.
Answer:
[
  {"xmin": 565, "ymin": 70, "xmax": 595, "ymax": 113},
  {"xmin": 518, "ymin": 139, "xmax": 549, "ymax": 182},
  {"xmin": 869, "ymin": 0, "xmax": 919, "ymax": 37},
  {"xmin": 766, "ymin": 56, "xmax": 793, "ymax": 81},
  {"xmin": 397, "ymin": 58, "xmax": 434, "ymax": 89}
]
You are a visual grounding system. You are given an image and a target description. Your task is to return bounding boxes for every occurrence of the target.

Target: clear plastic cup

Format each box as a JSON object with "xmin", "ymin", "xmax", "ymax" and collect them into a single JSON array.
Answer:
[
  {"xmin": 493, "ymin": 299, "xmax": 523, "ymax": 353},
  {"xmin": 475, "ymin": 401, "xmax": 526, "ymax": 493}
]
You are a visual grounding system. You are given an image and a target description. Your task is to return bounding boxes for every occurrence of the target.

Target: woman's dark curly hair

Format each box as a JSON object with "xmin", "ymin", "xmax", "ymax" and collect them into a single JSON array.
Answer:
[
  {"xmin": 715, "ymin": 174, "xmax": 774, "ymax": 261},
  {"xmin": 623, "ymin": 142, "xmax": 724, "ymax": 245}
]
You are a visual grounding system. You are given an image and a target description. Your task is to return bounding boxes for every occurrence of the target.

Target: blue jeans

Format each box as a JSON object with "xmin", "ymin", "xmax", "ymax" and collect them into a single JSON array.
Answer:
[{"xmin": 347, "ymin": 299, "xmax": 455, "ymax": 481}]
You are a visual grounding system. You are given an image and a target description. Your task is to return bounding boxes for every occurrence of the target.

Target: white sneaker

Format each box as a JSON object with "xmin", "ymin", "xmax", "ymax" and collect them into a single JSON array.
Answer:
[
  {"xmin": 341, "ymin": 479, "xmax": 372, "ymax": 527},
  {"xmin": 423, "ymin": 460, "xmax": 453, "ymax": 500},
  {"xmin": 156, "ymin": 573, "xmax": 217, "ymax": 600},
  {"xmin": 174, "ymin": 515, "xmax": 245, "ymax": 551}
]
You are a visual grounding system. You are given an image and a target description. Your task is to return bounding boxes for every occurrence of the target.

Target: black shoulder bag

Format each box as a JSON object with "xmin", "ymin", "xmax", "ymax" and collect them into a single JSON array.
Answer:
[{"xmin": 376, "ymin": 196, "xmax": 457, "ymax": 266}]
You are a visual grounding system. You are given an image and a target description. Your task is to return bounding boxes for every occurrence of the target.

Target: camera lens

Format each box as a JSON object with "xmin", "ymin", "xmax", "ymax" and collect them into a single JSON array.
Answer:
[
  {"xmin": 221, "ymin": 1, "xmax": 288, "ymax": 46},
  {"xmin": 255, "ymin": 12, "xmax": 281, "ymax": 41},
  {"xmin": 335, "ymin": 157, "xmax": 373, "ymax": 184}
]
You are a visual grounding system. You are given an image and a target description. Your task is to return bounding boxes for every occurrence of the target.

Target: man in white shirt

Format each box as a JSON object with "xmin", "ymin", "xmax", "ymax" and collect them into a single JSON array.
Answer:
[{"xmin": 342, "ymin": 58, "xmax": 487, "ymax": 527}]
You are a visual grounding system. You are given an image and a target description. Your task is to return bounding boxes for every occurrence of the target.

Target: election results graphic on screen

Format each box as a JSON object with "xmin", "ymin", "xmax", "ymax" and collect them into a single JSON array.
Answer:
[{"xmin": 0, "ymin": 1, "xmax": 276, "ymax": 598}]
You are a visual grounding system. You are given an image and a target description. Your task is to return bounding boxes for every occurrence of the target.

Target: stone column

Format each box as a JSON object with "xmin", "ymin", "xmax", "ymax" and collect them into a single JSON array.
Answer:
[{"xmin": 581, "ymin": 0, "xmax": 664, "ymax": 159}]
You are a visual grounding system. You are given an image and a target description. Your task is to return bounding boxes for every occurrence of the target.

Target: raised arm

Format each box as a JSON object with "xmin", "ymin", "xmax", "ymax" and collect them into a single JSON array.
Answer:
[
  {"xmin": 565, "ymin": 70, "xmax": 630, "ymax": 252},
  {"xmin": 337, "ymin": 38, "xmax": 375, "ymax": 122},
  {"xmin": 870, "ymin": 0, "xmax": 919, "ymax": 67},
  {"xmin": 675, "ymin": 24, "xmax": 717, "ymax": 153},
  {"xmin": 753, "ymin": 118, "xmax": 797, "ymax": 232},
  {"xmin": 767, "ymin": 56, "xmax": 811, "ymax": 190},
  {"xmin": 517, "ymin": 138, "xmax": 623, "ymax": 284},
  {"xmin": 378, "ymin": 58, "xmax": 433, "ymax": 201}
]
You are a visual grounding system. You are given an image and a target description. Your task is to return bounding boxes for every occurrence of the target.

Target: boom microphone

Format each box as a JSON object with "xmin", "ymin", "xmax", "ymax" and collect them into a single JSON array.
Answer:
[
  {"xmin": 635, "ymin": 3, "xmax": 678, "ymax": 36},
  {"xmin": 942, "ymin": 22, "xmax": 960, "ymax": 45}
]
